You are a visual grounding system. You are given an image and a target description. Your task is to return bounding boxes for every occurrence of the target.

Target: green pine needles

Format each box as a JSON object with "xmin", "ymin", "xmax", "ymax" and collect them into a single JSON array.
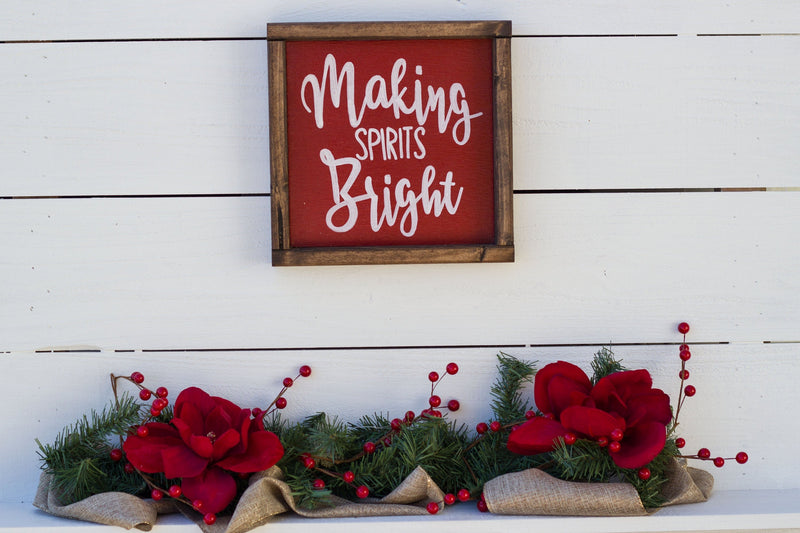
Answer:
[
  {"xmin": 37, "ymin": 350, "xmax": 680, "ymax": 512},
  {"xmin": 36, "ymin": 394, "xmax": 147, "ymax": 503}
]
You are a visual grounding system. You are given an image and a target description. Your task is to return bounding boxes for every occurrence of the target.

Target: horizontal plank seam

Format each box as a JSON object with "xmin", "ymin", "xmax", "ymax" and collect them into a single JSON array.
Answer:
[
  {"xmin": 1, "ymin": 33, "xmax": 797, "ymax": 45},
  {"xmin": 23, "ymin": 340, "xmax": 800, "ymax": 355},
  {"xmin": 7, "ymin": 340, "xmax": 797, "ymax": 355},
  {"xmin": 4, "ymin": 188, "xmax": 800, "ymax": 201}
]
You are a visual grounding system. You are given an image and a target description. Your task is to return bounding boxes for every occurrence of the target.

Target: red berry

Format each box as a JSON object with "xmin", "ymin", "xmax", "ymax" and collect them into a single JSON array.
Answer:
[
  {"xmin": 131, "ymin": 372, "xmax": 145, "ymax": 384},
  {"xmin": 736, "ymin": 452, "xmax": 749, "ymax": 464},
  {"xmin": 609, "ymin": 441, "xmax": 621, "ymax": 453},
  {"xmin": 299, "ymin": 365, "xmax": 312, "ymax": 377},
  {"xmin": 477, "ymin": 499, "xmax": 489, "ymax": 512},
  {"xmin": 675, "ymin": 437, "xmax": 686, "ymax": 448},
  {"xmin": 429, "ymin": 409, "xmax": 442, "ymax": 418},
  {"xmin": 391, "ymin": 418, "xmax": 402, "ymax": 431},
  {"xmin": 597, "ymin": 436, "xmax": 609, "ymax": 447},
  {"xmin": 124, "ymin": 462, "xmax": 135, "ymax": 474},
  {"xmin": 404, "ymin": 410, "xmax": 415, "ymax": 423},
  {"xmin": 252, "ymin": 407, "xmax": 263, "ymax": 417},
  {"xmin": 139, "ymin": 389, "xmax": 152, "ymax": 401},
  {"xmin": 542, "ymin": 412, "xmax": 555, "ymax": 420},
  {"xmin": 150, "ymin": 406, "xmax": 161, "ymax": 417},
  {"xmin": 303, "ymin": 457, "xmax": 316, "ymax": 469},
  {"xmin": 678, "ymin": 322, "xmax": 690, "ymax": 334},
  {"xmin": 137, "ymin": 425, "xmax": 149, "ymax": 438},
  {"xmin": 356, "ymin": 485, "xmax": 369, "ymax": 499},
  {"xmin": 476, "ymin": 422, "xmax": 489, "ymax": 434},
  {"xmin": 426, "ymin": 501, "xmax": 439, "ymax": 514},
  {"xmin": 680, "ymin": 350, "xmax": 692, "ymax": 361},
  {"xmin": 363, "ymin": 442, "xmax": 376, "ymax": 454},
  {"xmin": 275, "ymin": 397, "xmax": 287, "ymax": 409},
  {"xmin": 312, "ymin": 479, "xmax": 325, "ymax": 490},
  {"xmin": 168, "ymin": 485, "xmax": 182, "ymax": 498},
  {"xmin": 383, "ymin": 436, "xmax": 392, "ymax": 447},
  {"xmin": 610, "ymin": 428, "xmax": 624, "ymax": 442},
  {"xmin": 638, "ymin": 467, "xmax": 651, "ymax": 481},
  {"xmin": 283, "ymin": 377, "xmax": 294, "ymax": 388},
  {"xmin": 153, "ymin": 398, "xmax": 168, "ymax": 410},
  {"xmin": 713, "ymin": 457, "xmax": 725, "ymax": 468},
  {"xmin": 192, "ymin": 499, "xmax": 205, "ymax": 512},
  {"xmin": 457, "ymin": 488, "xmax": 470, "ymax": 502},
  {"xmin": 446, "ymin": 362, "xmax": 459, "ymax": 375},
  {"xmin": 203, "ymin": 513, "xmax": 217, "ymax": 525},
  {"xmin": 564, "ymin": 433, "xmax": 577, "ymax": 445},
  {"xmin": 489, "ymin": 421, "xmax": 502, "ymax": 432},
  {"xmin": 524, "ymin": 410, "xmax": 536, "ymax": 420},
  {"xmin": 684, "ymin": 385, "xmax": 696, "ymax": 397},
  {"xmin": 343, "ymin": 471, "xmax": 355, "ymax": 483},
  {"xmin": 429, "ymin": 395, "xmax": 441, "ymax": 408},
  {"xmin": 151, "ymin": 489, "xmax": 164, "ymax": 501},
  {"xmin": 156, "ymin": 387, "xmax": 168, "ymax": 398},
  {"xmin": 679, "ymin": 369, "xmax": 690, "ymax": 380},
  {"xmin": 680, "ymin": 344, "xmax": 690, "ymax": 352},
  {"xmin": 428, "ymin": 371, "xmax": 439, "ymax": 382},
  {"xmin": 698, "ymin": 448, "xmax": 711, "ymax": 459},
  {"xmin": 447, "ymin": 399, "xmax": 460, "ymax": 412},
  {"xmin": 444, "ymin": 493, "xmax": 456, "ymax": 505}
]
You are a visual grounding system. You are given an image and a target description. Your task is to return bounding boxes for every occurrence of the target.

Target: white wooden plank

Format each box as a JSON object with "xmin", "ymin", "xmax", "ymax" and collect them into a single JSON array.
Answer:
[
  {"xmin": 0, "ymin": 40, "xmax": 270, "ymax": 196},
  {"xmin": 1, "ymin": 192, "xmax": 797, "ymax": 351},
  {"xmin": 4, "ymin": 343, "xmax": 797, "ymax": 504},
  {"xmin": 514, "ymin": 35, "xmax": 800, "ymax": 190},
  {"xmin": 1, "ymin": 0, "xmax": 799, "ymax": 40},
  {"xmin": 2, "ymin": 37, "xmax": 798, "ymax": 196}
]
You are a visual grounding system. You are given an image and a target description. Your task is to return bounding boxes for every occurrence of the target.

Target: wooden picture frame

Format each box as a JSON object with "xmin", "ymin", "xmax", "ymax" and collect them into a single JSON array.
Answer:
[{"xmin": 268, "ymin": 21, "xmax": 513, "ymax": 266}]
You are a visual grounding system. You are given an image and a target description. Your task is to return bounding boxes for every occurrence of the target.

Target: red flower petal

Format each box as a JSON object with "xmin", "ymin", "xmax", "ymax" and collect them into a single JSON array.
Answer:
[
  {"xmin": 610, "ymin": 421, "xmax": 667, "ymax": 469},
  {"xmin": 188, "ymin": 434, "xmax": 214, "ymax": 459},
  {"xmin": 215, "ymin": 430, "xmax": 284, "ymax": 473},
  {"xmin": 211, "ymin": 428, "xmax": 241, "ymax": 461},
  {"xmin": 122, "ymin": 423, "xmax": 182, "ymax": 473},
  {"xmin": 547, "ymin": 374, "xmax": 593, "ymax": 417},
  {"xmin": 204, "ymin": 405, "xmax": 232, "ymax": 438},
  {"xmin": 534, "ymin": 362, "xmax": 591, "ymax": 416},
  {"xmin": 625, "ymin": 390, "xmax": 672, "ymax": 427},
  {"xmin": 506, "ymin": 417, "xmax": 569, "ymax": 455},
  {"xmin": 560, "ymin": 406, "xmax": 623, "ymax": 438},
  {"xmin": 181, "ymin": 467, "xmax": 237, "ymax": 515},
  {"xmin": 211, "ymin": 395, "xmax": 245, "ymax": 422},
  {"xmin": 175, "ymin": 387, "xmax": 217, "ymax": 418},
  {"xmin": 160, "ymin": 442, "xmax": 209, "ymax": 479}
]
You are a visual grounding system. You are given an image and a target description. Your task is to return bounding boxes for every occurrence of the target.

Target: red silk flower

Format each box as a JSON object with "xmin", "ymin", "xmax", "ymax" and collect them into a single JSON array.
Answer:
[
  {"xmin": 123, "ymin": 387, "xmax": 284, "ymax": 514},
  {"xmin": 507, "ymin": 361, "xmax": 672, "ymax": 469}
]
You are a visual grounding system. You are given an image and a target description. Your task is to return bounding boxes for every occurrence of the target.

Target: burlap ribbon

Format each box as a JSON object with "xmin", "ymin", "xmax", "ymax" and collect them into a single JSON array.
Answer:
[
  {"xmin": 34, "ymin": 465, "xmax": 445, "ymax": 533},
  {"xmin": 483, "ymin": 458, "xmax": 714, "ymax": 516}
]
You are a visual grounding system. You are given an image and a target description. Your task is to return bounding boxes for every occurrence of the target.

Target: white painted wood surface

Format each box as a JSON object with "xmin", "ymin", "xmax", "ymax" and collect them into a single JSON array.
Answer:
[
  {"xmin": 1, "ymin": 1, "xmax": 798, "ymax": 531},
  {"xmin": 2, "ymin": 37, "xmax": 799, "ymax": 196}
]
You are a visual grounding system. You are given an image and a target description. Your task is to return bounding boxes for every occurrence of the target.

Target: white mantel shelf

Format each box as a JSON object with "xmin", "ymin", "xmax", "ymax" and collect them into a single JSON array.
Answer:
[{"xmin": 2, "ymin": 489, "xmax": 798, "ymax": 533}]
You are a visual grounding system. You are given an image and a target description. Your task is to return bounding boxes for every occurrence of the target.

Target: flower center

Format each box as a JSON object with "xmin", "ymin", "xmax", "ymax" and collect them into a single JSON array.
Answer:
[{"xmin": 206, "ymin": 431, "xmax": 217, "ymax": 441}]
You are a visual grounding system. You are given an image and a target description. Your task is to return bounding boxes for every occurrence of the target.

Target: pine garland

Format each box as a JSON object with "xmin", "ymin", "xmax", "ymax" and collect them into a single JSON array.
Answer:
[
  {"xmin": 36, "ymin": 394, "xmax": 147, "ymax": 503},
  {"xmin": 37, "ymin": 349, "xmax": 687, "ymax": 512}
]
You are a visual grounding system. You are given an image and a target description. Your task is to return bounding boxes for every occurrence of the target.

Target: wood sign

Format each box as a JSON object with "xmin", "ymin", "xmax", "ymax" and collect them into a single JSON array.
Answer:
[{"xmin": 268, "ymin": 21, "xmax": 513, "ymax": 266}]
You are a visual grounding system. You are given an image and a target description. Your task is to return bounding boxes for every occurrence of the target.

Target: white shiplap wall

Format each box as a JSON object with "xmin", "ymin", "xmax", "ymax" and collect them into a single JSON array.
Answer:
[{"xmin": 1, "ymin": 2, "xmax": 799, "ymax": 531}]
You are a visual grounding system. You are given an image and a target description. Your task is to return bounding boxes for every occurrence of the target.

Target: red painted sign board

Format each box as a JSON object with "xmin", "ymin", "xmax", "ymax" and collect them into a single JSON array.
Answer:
[{"xmin": 269, "ymin": 22, "xmax": 513, "ymax": 265}]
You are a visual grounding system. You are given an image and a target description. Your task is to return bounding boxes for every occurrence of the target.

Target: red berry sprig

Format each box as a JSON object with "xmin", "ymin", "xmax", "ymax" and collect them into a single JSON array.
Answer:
[
  {"xmin": 672, "ymin": 322, "xmax": 693, "ymax": 431},
  {"xmin": 261, "ymin": 364, "xmax": 313, "ymax": 416}
]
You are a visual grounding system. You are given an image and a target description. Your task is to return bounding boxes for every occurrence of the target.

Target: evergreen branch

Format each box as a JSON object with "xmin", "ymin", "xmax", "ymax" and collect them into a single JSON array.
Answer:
[
  {"xmin": 489, "ymin": 352, "xmax": 536, "ymax": 423},
  {"xmin": 590, "ymin": 347, "xmax": 627, "ymax": 384},
  {"xmin": 36, "ymin": 394, "xmax": 145, "ymax": 503}
]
